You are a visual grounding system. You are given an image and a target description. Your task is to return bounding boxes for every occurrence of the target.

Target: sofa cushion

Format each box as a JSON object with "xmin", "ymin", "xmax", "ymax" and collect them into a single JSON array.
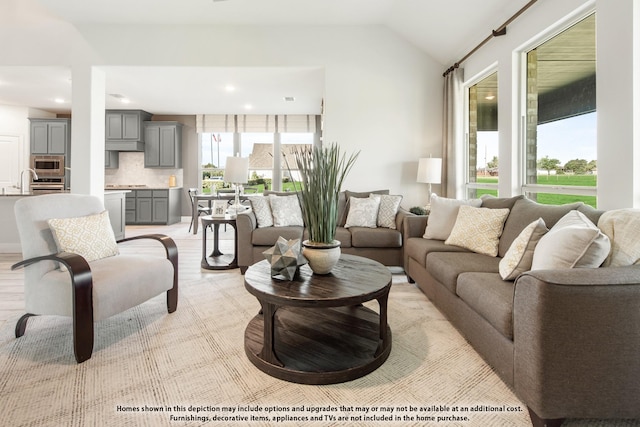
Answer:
[
  {"xmin": 350, "ymin": 227, "xmax": 402, "ymax": 248},
  {"xmin": 370, "ymin": 194, "xmax": 403, "ymax": 229},
  {"xmin": 427, "ymin": 252, "xmax": 500, "ymax": 294},
  {"xmin": 251, "ymin": 226, "xmax": 304, "ymax": 246},
  {"xmin": 335, "ymin": 227, "xmax": 352, "ymax": 248},
  {"xmin": 445, "ymin": 206, "xmax": 510, "ymax": 256},
  {"xmin": 598, "ymin": 209, "xmax": 640, "ymax": 267},
  {"xmin": 456, "ymin": 272, "xmax": 515, "ymax": 340},
  {"xmin": 499, "ymin": 198, "xmax": 583, "ymax": 257},
  {"xmin": 423, "ymin": 194, "xmax": 482, "ymax": 240},
  {"xmin": 481, "ymin": 194, "xmax": 524, "ymax": 210},
  {"xmin": 499, "ymin": 218, "xmax": 548, "ymax": 280},
  {"xmin": 344, "ymin": 196, "xmax": 380, "ymax": 228},
  {"xmin": 269, "ymin": 194, "xmax": 304, "ymax": 227},
  {"xmin": 404, "ymin": 237, "xmax": 470, "ymax": 268},
  {"xmin": 531, "ymin": 210, "xmax": 610, "ymax": 270}
]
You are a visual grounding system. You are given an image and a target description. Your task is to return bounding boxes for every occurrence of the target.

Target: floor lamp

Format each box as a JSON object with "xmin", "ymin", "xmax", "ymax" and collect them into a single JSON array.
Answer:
[
  {"xmin": 417, "ymin": 157, "xmax": 442, "ymax": 203},
  {"xmin": 224, "ymin": 155, "xmax": 249, "ymax": 217}
]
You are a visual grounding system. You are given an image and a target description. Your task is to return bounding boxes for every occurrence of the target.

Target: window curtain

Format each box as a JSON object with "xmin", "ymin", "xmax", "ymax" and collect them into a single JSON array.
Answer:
[
  {"xmin": 442, "ymin": 67, "xmax": 464, "ymax": 198},
  {"xmin": 196, "ymin": 114, "xmax": 318, "ymax": 133}
]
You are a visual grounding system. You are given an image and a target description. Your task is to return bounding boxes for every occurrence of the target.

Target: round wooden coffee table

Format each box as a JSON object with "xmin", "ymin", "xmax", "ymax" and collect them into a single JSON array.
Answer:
[{"xmin": 244, "ymin": 254, "xmax": 392, "ymax": 384}]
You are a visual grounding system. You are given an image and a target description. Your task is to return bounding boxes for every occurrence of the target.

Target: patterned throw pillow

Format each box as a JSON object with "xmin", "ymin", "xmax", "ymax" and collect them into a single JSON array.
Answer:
[
  {"xmin": 598, "ymin": 209, "xmax": 640, "ymax": 267},
  {"xmin": 248, "ymin": 196, "xmax": 273, "ymax": 228},
  {"xmin": 499, "ymin": 218, "xmax": 548, "ymax": 280},
  {"xmin": 423, "ymin": 194, "xmax": 483, "ymax": 240},
  {"xmin": 344, "ymin": 196, "xmax": 380, "ymax": 228},
  {"xmin": 445, "ymin": 205, "xmax": 510, "ymax": 257},
  {"xmin": 268, "ymin": 194, "xmax": 304, "ymax": 227},
  {"xmin": 48, "ymin": 210, "xmax": 119, "ymax": 269},
  {"xmin": 370, "ymin": 194, "xmax": 402, "ymax": 229}
]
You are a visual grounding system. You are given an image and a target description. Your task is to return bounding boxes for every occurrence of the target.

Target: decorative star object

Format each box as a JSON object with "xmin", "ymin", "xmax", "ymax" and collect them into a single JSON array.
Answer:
[{"xmin": 263, "ymin": 237, "xmax": 307, "ymax": 280}]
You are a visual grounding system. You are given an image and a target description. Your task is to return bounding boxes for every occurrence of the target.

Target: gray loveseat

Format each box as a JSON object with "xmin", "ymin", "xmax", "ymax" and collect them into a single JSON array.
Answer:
[
  {"xmin": 403, "ymin": 195, "xmax": 640, "ymax": 426},
  {"xmin": 236, "ymin": 190, "xmax": 413, "ymax": 273}
]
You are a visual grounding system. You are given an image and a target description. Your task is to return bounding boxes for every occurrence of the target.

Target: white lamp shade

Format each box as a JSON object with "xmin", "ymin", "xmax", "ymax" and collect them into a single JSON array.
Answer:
[
  {"xmin": 417, "ymin": 158, "xmax": 442, "ymax": 184},
  {"xmin": 224, "ymin": 156, "xmax": 249, "ymax": 184}
]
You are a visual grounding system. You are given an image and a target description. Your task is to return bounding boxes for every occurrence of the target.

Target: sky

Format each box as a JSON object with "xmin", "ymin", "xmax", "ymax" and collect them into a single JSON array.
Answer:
[{"xmin": 477, "ymin": 112, "xmax": 597, "ymax": 168}]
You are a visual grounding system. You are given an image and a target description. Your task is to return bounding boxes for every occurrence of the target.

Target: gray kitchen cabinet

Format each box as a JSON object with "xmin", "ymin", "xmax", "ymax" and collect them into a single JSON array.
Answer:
[
  {"xmin": 144, "ymin": 121, "xmax": 183, "ymax": 168},
  {"xmin": 125, "ymin": 188, "xmax": 182, "ymax": 225},
  {"xmin": 105, "ymin": 151, "xmax": 119, "ymax": 168},
  {"xmin": 29, "ymin": 119, "xmax": 70, "ymax": 155},
  {"xmin": 105, "ymin": 110, "xmax": 152, "ymax": 151},
  {"xmin": 104, "ymin": 191, "xmax": 126, "ymax": 240}
]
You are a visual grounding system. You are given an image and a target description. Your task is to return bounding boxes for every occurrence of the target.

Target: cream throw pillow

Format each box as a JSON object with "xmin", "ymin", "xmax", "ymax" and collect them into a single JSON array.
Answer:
[
  {"xmin": 423, "ymin": 194, "xmax": 482, "ymax": 240},
  {"xmin": 598, "ymin": 209, "xmax": 640, "ymax": 267},
  {"xmin": 445, "ymin": 205, "xmax": 510, "ymax": 257},
  {"xmin": 48, "ymin": 210, "xmax": 119, "ymax": 269},
  {"xmin": 248, "ymin": 195, "xmax": 273, "ymax": 228},
  {"xmin": 531, "ymin": 210, "xmax": 610, "ymax": 270},
  {"xmin": 344, "ymin": 196, "xmax": 380, "ymax": 228},
  {"xmin": 268, "ymin": 194, "xmax": 304, "ymax": 227},
  {"xmin": 370, "ymin": 194, "xmax": 402, "ymax": 229},
  {"xmin": 499, "ymin": 218, "xmax": 548, "ymax": 280}
]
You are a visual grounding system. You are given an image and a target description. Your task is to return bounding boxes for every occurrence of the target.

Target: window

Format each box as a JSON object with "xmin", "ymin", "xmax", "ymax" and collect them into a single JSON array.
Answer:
[
  {"xmin": 243, "ymin": 132, "xmax": 274, "ymax": 192},
  {"xmin": 281, "ymin": 132, "xmax": 314, "ymax": 191},
  {"xmin": 466, "ymin": 72, "xmax": 498, "ymax": 198},
  {"xmin": 523, "ymin": 13, "xmax": 597, "ymax": 207},
  {"xmin": 200, "ymin": 132, "xmax": 233, "ymax": 194}
]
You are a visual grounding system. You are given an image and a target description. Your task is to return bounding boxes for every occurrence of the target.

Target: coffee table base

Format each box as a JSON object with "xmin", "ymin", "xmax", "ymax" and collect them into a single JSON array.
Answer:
[{"xmin": 244, "ymin": 305, "xmax": 392, "ymax": 385}]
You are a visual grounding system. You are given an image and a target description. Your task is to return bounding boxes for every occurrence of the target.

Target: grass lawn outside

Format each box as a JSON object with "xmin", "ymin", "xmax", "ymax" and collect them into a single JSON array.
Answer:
[{"xmin": 475, "ymin": 175, "xmax": 597, "ymax": 208}]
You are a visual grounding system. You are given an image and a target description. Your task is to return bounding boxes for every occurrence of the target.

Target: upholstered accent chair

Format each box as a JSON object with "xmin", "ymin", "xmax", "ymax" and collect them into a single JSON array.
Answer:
[{"xmin": 11, "ymin": 194, "xmax": 178, "ymax": 363}]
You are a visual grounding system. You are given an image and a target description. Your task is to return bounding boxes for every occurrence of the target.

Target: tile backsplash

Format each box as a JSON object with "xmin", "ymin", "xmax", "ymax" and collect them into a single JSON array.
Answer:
[{"xmin": 104, "ymin": 152, "xmax": 183, "ymax": 188}]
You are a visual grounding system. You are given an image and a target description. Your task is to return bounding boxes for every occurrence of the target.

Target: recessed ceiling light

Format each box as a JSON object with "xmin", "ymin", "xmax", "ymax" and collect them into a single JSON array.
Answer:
[
  {"xmin": 54, "ymin": 98, "xmax": 65, "ymax": 104},
  {"xmin": 244, "ymin": 104, "xmax": 253, "ymax": 110},
  {"xmin": 225, "ymin": 85, "xmax": 236, "ymax": 92},
  {"xmin": 284, "ymin": 96, "xmax": 295, "ymax": 102},
  {"xmin": 120, "ymin": 98, "xmax": 131, "ymax": 104}
]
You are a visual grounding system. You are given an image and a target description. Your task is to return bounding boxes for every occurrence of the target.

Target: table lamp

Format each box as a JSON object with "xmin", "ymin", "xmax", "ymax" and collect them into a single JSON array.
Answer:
[
  {"xmin": 224, "ymin": 155, "xmax": 249, "ymax": 216},
  {"xmin": 417, "ymin": 157, "xmax": 442, "ymax": 196}
]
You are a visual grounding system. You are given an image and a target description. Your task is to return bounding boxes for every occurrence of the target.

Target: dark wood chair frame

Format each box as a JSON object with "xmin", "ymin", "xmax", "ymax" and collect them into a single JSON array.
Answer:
[{"xmin": 11, "ymin": 234, "xmax": 178, "ymax": 363}]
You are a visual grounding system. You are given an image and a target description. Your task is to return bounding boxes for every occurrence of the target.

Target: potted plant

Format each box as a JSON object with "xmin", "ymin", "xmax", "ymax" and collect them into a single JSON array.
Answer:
[{"xmin": 286, "ymin": 143, "xmax": 359, "ymax": 274}]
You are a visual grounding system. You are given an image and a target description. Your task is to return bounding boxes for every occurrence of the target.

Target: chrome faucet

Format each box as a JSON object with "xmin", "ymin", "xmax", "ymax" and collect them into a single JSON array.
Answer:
[{"xmin": 20, "ymin": 168, "xmax": 39, "ymax": 194}]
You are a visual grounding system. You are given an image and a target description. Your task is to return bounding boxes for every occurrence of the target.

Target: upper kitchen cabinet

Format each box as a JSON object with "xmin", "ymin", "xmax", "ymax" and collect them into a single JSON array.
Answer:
[
  {"xmin": 29, "ymin": 118, "xmax": 70, "ymax": 155},
  {"xmin": 105, "ymin": 110, "xmax": 152, "ymax": 151},
  {"xmin": 144, "ymin": 121, "xmax": 183, "ymax": 168}
]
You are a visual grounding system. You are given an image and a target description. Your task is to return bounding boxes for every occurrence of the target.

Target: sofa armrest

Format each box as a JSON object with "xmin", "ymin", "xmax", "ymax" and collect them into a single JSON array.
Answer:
[
  {"xmin": 403, "ymin": 214, "xmax": 428, "ymax": 239},
  {"xmin": 236, "ymin": 210, "xmax": 258, "ymax": 271},
  {"xmin": 394, "ymin": 208, "xmax": 414, "ymax": 232},
  {"xmin": 513, "ymin": 266, "xmax": 640, "ymax": 419}
]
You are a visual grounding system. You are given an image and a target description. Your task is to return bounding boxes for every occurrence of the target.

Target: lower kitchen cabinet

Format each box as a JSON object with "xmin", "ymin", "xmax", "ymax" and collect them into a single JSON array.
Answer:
[
  {"xmin": 104, "ymin": 191, "xmax": 127, "ymax": 240},
  {"xmin": 125, "ymin": 188, "xmax": 182, "ymax": 225}
]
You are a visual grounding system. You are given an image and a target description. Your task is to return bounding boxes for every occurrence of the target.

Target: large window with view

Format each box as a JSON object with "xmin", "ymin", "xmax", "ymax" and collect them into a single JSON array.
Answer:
[
  {"xmin": 466, "ymin": 72, "xmax": 498, "ymax": 199},
  {"xmin": 523, "ymin": 13, "xmax": 597, "ymax": 207}
]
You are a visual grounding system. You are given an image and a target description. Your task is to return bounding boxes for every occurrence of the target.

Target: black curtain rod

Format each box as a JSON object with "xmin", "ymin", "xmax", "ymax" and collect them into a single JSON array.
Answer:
[{"xmin": 443, "ymin": 0, "xmax": 538, "ymax": 77}]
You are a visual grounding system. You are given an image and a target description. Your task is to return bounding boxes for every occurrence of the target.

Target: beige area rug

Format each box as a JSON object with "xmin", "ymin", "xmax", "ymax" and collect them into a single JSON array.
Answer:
[{"xmin": 0, "ymin": 273, "xmax": 636, "ymax": 427}]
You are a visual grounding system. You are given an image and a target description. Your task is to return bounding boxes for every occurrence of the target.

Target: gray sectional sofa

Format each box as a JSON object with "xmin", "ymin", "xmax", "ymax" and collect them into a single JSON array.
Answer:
[
  {"xmin": 403, "ymin": 195, "xmax": 640, "ymax": 426},
  {"xmin": 236, "ymin": 190, "xmax": 412, "ymax": 273}
]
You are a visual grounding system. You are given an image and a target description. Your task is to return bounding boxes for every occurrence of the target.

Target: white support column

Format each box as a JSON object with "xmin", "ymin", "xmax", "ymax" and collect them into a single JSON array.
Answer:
[
  {"xmin": 70, "ymin": 65, "xmax": 105, "ymax": 198},
  {"xmin": 596, "ymin": 0, "xmax": 640, "ymax": 209}
]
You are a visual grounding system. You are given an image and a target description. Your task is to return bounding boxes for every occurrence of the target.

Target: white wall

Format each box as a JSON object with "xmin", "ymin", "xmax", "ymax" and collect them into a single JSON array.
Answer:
[
  {"xmin": 73, "ymin": 24, "xmax": 444, "ymax": 208},
  {"xmin": 461, "ymin": 0, "xmax": 640, "ymax": 209}
]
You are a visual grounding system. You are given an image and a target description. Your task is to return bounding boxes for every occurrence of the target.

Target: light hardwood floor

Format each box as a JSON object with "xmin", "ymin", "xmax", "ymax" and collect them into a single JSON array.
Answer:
[{"xmin": 0, "ymin": 219, "xmax": 238, "ymax": 331}]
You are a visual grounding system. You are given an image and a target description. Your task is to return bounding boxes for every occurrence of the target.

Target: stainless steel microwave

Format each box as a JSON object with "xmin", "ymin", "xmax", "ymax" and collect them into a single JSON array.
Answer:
[{"xmin": 30, "ymin": 155, "xmax": 65, "ymax": 177}]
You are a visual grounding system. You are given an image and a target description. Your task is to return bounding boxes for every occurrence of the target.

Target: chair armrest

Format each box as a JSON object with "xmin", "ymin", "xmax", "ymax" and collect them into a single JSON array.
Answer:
[
  {"xmin": 395, "ymin": 208, "xmax": 414, "ymax": 232},
  {"xmin": 11, "ymin": 251, "xmax": 91, "ymax": 277},
  {"xmin": 236, "ymin": 210, "xmax": 258, "ymax": 270},
  {"xmin": 513, "ymin": 266, "xmax": 640, "ymax": 418},
  {"xmin": 403, "ymin": 215, "xmax": 428, "ymax": 239}
]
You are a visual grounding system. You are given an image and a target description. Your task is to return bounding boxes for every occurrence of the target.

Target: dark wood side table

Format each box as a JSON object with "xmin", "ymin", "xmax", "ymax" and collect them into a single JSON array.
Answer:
[
  {"xmin": 244, "ymin": 254, "xmax": 392, "ymax": 384},
  {"xmin": 201, "ymin": 215, "xmax": 238, "ymax": 270}
]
